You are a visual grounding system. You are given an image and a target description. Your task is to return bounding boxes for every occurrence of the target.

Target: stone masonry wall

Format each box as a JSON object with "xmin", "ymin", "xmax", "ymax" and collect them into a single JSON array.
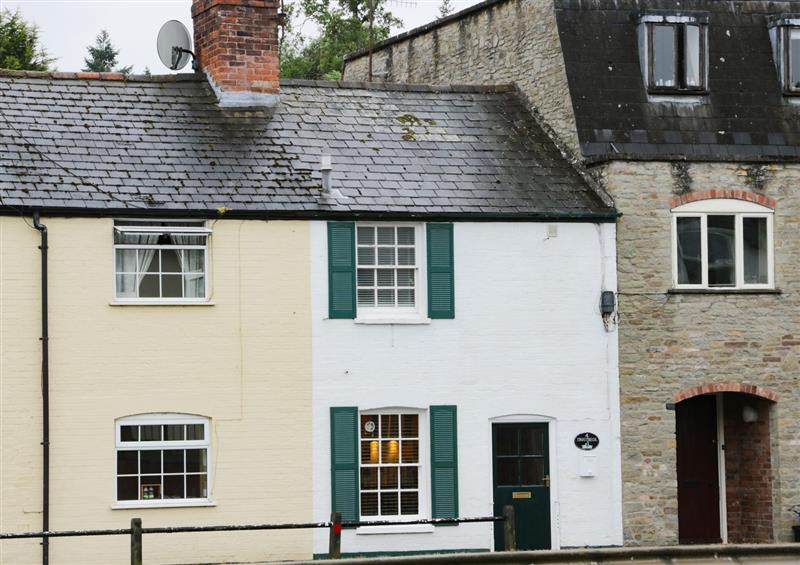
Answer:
[
  {"xmin": 341, "ymin": 0, "xmax": 580, "ymax": 155},
  {"xmin": 599, "ymin": 160, "xmax": 800, "ymax": 545}
]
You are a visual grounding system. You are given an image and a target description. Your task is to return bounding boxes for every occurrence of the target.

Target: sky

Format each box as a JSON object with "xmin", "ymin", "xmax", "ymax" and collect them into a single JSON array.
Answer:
[{"xmin": 0, "ymin": 0, "xmax": 480, "ymax": 73}]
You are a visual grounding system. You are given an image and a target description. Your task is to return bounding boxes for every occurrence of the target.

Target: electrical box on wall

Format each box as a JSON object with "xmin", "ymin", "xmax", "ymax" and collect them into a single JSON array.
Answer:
[{"xmin": 579, "ymin": 454, "xmax": 597, "ymax": 477}]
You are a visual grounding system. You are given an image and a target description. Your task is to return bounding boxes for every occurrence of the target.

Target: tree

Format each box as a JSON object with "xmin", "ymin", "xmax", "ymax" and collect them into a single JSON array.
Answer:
[
  {"xmin": 83, "ymin": 30, "xmax": 132, "ymax": 74},
  {"xmin": 0, "ymin": 9, "xmax": 54, "ymax": 71},
  {"xmin": 280, "ymin": 0, "xmax": 401, "ymax": 80},
  {"xmin": 438, "ymin": 0, "xmax": 454, "ymax": 19}
]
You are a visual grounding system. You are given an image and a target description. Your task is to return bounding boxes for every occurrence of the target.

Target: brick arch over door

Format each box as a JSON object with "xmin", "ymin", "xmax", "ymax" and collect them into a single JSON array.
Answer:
[
  {"xmin": 669, "ymin": 190, "xmax": 776, "ymax": 210},
  {"xmin": 673, "ymin": 382, "xmax": 777, "ymax": 544},
  {"xmin": 673, "ymin": 383, "xmax": 779, "ymax": 403}
]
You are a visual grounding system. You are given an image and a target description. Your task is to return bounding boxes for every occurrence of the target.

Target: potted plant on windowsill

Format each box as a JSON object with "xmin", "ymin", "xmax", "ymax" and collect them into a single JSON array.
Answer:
[{"xmin": 790, "ymin": 505, "xmax": 800, "ymax": 542}]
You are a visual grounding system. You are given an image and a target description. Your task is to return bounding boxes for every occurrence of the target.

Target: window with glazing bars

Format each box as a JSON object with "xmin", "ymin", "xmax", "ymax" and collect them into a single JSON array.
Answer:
[
  {"xmin": 359, "ymin": 413, "xmax": 420, "ymax": 518},
  {"xmin": 115, "ymin": 416, "xmax": 209, "ymax": 504},
  {"xmin": 114, "ymin": 220, "xmax": 210, "ymax": 301},
  {"xmin": 356, "ymin": 225, "xmax": 417, "ymax": 309}
]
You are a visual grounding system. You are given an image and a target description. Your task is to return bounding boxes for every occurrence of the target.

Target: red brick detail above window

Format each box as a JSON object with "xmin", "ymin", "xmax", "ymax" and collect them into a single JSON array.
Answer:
[
  {"xmin": 669, "ymin": 190, "xmax": 776, "ymax": 210},
  {"xmin": 673, "ymin": 383, "xmax": 779, "ymax": 403}
]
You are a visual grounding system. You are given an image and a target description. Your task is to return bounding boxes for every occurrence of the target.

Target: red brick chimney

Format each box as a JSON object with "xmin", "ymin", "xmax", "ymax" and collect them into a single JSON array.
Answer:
[{"xmin": 191, "ymin": 0, "xmax": 280, "ymax": 107}]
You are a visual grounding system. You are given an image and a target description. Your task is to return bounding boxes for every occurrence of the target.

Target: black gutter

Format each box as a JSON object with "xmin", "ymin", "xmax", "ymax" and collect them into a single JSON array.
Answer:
[
  {"xmin": 0, "ymin": 207, "xmax": 620, "ymax": 223},
  {"xmin": 581, "ymin": 153, "xmax": 800, "ymax": 166},
  {"xmin": 32, "ymin": 211, "xmax": 49, "ymax": 565}
]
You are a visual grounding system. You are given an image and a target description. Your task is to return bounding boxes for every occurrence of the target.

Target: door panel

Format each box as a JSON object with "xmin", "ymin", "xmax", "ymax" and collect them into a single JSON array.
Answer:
[
  {"xmin": 677, "ymin": 395, "xmax": 721, "ymax": 544},
  {"xmin": 492, "ymin": 423, "xmax": 551, "ymax": 550}
]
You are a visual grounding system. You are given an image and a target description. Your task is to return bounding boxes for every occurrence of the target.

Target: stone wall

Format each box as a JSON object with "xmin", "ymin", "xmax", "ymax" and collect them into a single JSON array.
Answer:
[
  {"xmin": 598, "ymin": 160, "xmax": 800, "ymax": 545},
  {"xmin": 341, "ymin": 0, "xmax": 580, "ymax": 156}
]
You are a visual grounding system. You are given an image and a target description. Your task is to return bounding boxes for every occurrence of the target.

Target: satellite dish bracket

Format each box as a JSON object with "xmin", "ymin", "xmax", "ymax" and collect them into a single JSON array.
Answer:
[{"xmin": 172, "ymin": 46, "xmax": 198, "ymax": 71}]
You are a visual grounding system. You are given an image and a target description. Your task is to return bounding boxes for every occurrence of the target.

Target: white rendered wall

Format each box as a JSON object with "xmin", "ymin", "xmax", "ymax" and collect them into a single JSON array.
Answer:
[{"xmin": 310, "ymin": 221, "xmax": 622, "ymax": 555}]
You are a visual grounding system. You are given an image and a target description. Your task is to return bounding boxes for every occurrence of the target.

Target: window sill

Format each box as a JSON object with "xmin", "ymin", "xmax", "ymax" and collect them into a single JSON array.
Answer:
[
  {"xmin": 668, "ymin": 288, "xmax": 782, "ymax": 295},
  {"xmin": 647, "ymin": 88, "xmax": 708, "ymax": 96},
  {"xmin": 356, "ymin": 524, "xmax": 435, "ymax": 535},
  {"xmin": 112, "ymin": 501, "xmax": 216, "ymax": 510},
  {"xmin": 354, "ymin": 317, "xmax": 431, "ymax": 325},
  {"xmin": 109, "ymin": 301, "xmax": 215, "ymax": 306}
]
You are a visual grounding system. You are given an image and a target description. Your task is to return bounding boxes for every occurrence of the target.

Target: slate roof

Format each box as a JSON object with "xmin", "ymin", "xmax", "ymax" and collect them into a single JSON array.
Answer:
[
  {"xmin": 0, "ymin": 71, "xmax": 612, "ymax": 220},
  {"xmin": 555, "ymin": 0, "xmax": 800, "ymax": 162}
]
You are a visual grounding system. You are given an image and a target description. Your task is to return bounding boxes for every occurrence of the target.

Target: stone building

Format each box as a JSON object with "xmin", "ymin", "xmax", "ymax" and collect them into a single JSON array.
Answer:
[{"xmin": 343, "ymin": 0, "xmax": 800, "ymax": 546}]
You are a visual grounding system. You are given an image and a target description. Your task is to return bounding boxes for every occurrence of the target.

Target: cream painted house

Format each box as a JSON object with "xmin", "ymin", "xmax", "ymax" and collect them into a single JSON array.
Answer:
[
  {"xmin": 0, "ymin": 0, "xmax": 619, "ymax": 563},
  {"xmin": 1, "ymin": 217, "xmax": 313, "ymax": 564}
]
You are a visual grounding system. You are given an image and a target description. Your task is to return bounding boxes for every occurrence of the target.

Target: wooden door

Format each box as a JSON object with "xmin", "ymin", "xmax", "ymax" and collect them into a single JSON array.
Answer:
[
  {"xmin": 676, "ymin": 394, "xmax": 721, "ymax": 544},
  {"xmin": 492, "ymin": 423, "xmax": 551, "ymax": 550}
]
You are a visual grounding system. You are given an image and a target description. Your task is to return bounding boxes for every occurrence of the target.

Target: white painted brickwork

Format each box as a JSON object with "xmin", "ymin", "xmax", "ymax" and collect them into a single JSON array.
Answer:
[{"xmin": 310, "ymin": 221, "xmax": 623, "ymax": 554}]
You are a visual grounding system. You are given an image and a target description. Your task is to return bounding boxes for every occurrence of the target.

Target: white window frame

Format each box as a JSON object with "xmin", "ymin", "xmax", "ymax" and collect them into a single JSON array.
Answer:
[
  {"xmin": 355, "ymin": 223, "xmax": 428, "ymax": 323},
  {"xmin": 357, "ymin": 408, "xmax": 428, "ymax": 523},
  {"xmin": 112, "ymin": 219, "xmax": 211, "ymax": 304},
  {"xmin": 671, "ymin": 199, "xmax": 774, "ymax": 290},
  {"xmin": 114, "ymin": 413, "xmax": 212, "ymax": 508}
]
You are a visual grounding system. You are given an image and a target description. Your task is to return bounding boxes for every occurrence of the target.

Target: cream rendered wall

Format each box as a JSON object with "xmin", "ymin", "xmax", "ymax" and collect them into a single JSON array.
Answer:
[
  {"xmin": 310, "ymin": 221, "xmax": 623, "ymax": 555},
  {"xmin": 0, "ymin": 216, "xmax": 312, "ymax": 565}
]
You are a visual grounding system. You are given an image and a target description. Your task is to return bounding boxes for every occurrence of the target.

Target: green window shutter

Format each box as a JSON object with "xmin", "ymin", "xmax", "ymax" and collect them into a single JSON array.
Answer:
[
  {"xmin": 330, "ymin": 407, "xmax": 359, "ymax": 521},
  {"xmin": 427, "ymin": 223, "xmax": 455, "ymax": 319},
  {"xmin": 328, "ymin": 222, "xmax": 356, "ymax": 319},
  {"xmin": 430, "ymin": 405, "xmax": 458, "ymax": 519}
]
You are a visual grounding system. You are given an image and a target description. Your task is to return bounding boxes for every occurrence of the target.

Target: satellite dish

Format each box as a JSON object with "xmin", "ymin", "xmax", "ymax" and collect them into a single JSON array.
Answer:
[{"xmin": 157, "ymin": 20, "xmax": 193, "ymax": 70}]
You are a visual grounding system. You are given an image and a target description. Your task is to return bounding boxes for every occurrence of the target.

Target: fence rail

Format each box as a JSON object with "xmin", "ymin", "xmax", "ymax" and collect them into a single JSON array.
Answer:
[{"xmin": 0, "ymin": 506, "xmax": 516, "ymax": 564}]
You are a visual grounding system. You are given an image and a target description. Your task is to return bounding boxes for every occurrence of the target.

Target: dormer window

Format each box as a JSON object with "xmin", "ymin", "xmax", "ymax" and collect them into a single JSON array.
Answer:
[
  {"xmin": 785, "ymin": 27, "xmax": 800, "ymax": 92},
  {"xmin": 769, "ymin": 17, "xmax": 800, "ymax": 95},
  {"xmin": 639, "ymin": 14, "xmax": 708, "ymax": 94}
]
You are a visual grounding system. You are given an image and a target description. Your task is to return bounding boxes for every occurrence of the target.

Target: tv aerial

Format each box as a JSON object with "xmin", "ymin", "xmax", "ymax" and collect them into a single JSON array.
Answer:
[{"xmin": 157, "ymin": 20, "xmax": 197, "ymax": 71}]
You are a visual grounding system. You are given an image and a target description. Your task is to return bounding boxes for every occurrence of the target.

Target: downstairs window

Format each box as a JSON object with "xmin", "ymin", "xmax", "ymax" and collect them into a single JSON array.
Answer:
[{"xmin": 115, "ymin": 414, "xmax": 210, "ymax": 505}]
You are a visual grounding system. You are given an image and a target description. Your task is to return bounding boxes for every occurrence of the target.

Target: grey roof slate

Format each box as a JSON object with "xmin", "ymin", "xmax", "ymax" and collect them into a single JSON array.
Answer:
[
  {"xmin": 555, "ymin": 0, "xmax": 800, "ymax": 162},
  {"xmin": 0, "ymin": 71, "xmax": 612, "ymax": 219}
]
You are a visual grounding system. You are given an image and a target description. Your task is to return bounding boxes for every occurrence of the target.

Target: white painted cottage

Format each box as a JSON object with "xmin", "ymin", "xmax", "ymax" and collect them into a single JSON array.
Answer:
[{"xmin": 310, "ymin": 215, "xmax": 622, "ymax": 555}]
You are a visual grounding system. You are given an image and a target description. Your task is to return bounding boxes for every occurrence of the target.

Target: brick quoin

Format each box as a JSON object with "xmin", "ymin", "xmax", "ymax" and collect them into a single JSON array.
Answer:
[
  {"xmin": 669, "ymin": 189, "xmax": 776, "ymax": 209},
  {"xmin": 192, "ymin": 0, "xmax": 280, "ymax": 94}
]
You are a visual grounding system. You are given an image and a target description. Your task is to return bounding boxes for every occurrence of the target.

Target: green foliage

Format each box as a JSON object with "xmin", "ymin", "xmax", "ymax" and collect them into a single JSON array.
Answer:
[
  {"xmin": 438, "ymin": 0, "xmax": 454, "ymax": 18},
  {"xmin": 84, "ymin": 29, "xmax": 132, "ymax": 74},
  {"xmin": 280, "ymin": 0, "xmax": 401, "ymax": 80},
  {"xmin": 0, "ymin": 9, "xmax": 54, "ymax": 71}
]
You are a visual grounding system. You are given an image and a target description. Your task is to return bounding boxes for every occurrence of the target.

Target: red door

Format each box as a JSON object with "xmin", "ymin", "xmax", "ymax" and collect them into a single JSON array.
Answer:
[{"xmin": 676, "ymin": 394, "xmax": 721, "ymax": 544}]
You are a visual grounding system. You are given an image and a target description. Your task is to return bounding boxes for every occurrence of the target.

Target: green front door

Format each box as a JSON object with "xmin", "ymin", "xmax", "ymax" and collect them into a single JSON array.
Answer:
[{"xmin": 492, "ymin": 422, "xmax": 551, "ymax": 551}]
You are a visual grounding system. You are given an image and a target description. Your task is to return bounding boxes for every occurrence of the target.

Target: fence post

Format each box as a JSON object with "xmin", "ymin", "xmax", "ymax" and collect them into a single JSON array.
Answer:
[
  {"xmin": 503, "ymin": 505, "xmax": 516, "ymax": 552},
  {"xmin": 328, "ymin": 512, "xmax": 342, "ymax": 559},
  {"xmin": 130, "ymin": 518, "xmax": 142, "ymax": 565}
]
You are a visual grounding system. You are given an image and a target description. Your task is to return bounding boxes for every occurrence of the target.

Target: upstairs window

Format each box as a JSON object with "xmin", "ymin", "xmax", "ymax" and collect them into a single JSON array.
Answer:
[
  {"xmin": 356, "ymin": 225, "xmax": 419, "ymax": 312},
  {"xmin": 327, "ymin": 222, "xmax": 455, "ymax": 321},
  {"xmin": 114, "ymin": 220, "xmax": 210, "ymax": 302},
  {"xmin": 640, "ymin": 14, "xmax": 708, "ymax": 94},
  {"xmin": 787, "ymin": 27, "xmax": 800, "ymax": 91},
  {"xmin": 771, "ymin": 20, "xmax": 800, "ymax": 94},
  {"xmin": 672, "ymin": 200, "xmax": 774, "ymax": 290}
]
